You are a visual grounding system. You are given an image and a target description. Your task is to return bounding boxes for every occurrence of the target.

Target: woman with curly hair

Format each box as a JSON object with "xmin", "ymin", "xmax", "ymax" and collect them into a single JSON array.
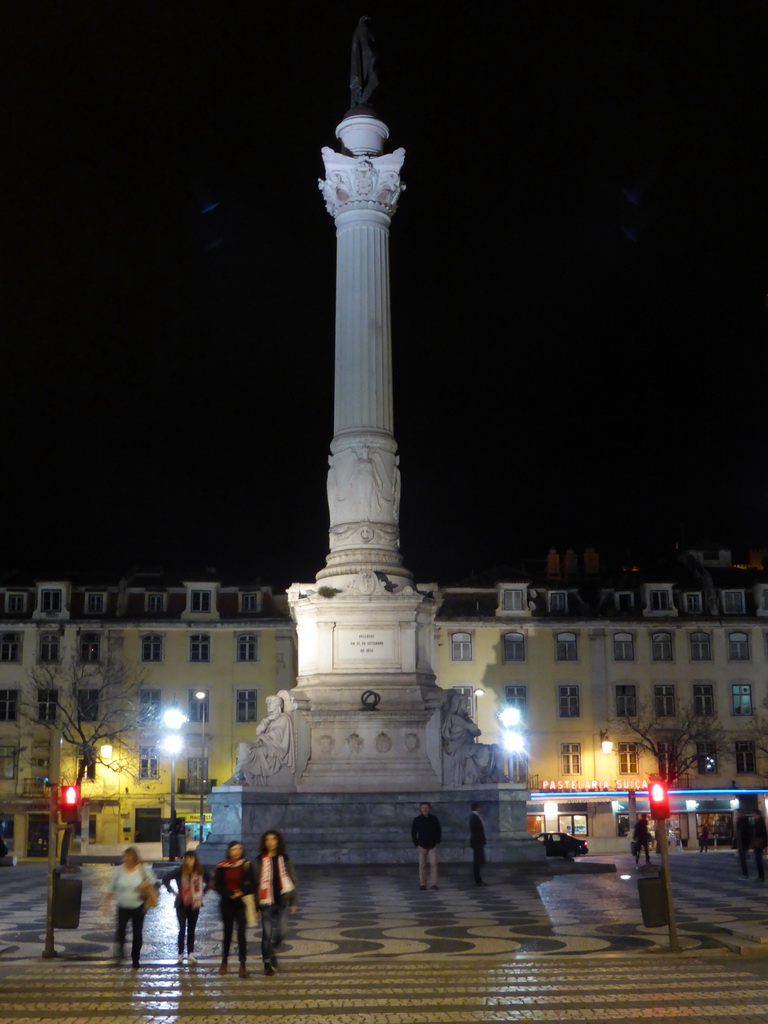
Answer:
[{"xmin": 255, "ymin": 829, "xmax": 297, "ymax": 976}]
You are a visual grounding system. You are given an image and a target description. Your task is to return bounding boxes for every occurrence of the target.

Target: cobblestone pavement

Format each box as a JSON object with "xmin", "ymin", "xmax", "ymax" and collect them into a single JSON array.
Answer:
[
  {"xmin": 4, "ymin": 957, "xmax": 768, "ymax": 1022},
  {"xmin": 1, "ymin": 850, "xmax": 767, "ymax": 963}
]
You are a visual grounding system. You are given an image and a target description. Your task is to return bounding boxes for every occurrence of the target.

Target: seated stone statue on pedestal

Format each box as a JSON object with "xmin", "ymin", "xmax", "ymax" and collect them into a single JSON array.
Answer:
[
  {"xmin": 224, "ymin": 693, "xmax": 294, "ymax": 786},
  {"xmin": 441, "ymin": 692, "xmax": 505, "ymax": 786}
]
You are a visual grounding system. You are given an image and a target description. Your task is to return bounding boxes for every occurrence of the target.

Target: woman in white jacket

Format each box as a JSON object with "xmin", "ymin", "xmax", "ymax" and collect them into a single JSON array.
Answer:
[{"xmin": 105, "ymin": 847, "xmax": 157, "ymax": 968}]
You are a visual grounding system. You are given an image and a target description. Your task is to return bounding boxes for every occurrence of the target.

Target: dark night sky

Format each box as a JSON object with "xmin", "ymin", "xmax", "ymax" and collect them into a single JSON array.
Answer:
[{"xmin": 7, "ymin": 1, "xmax": 768, "ymax": 588}]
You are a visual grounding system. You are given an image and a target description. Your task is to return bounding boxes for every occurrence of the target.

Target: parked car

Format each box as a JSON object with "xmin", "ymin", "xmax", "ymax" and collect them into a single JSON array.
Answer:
[{"xmin": 534, "ymin": 831, "xmax": 589, "ymax": 857}]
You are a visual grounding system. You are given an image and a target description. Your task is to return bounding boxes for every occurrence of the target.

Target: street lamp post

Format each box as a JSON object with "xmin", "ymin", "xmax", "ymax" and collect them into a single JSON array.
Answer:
[
  {"xmin": 162, "ymin": 705, "xmax": 188, "ymax": 860},
  {"xmin": 195, "ymin": 691, "xmax": 207, "ymax": 843}
]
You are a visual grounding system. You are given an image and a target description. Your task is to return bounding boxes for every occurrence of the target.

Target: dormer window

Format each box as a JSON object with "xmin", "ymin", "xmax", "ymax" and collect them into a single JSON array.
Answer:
[
  {"xmin": 722, "ymin": 591, "xmax": 745, "ymax": 614},
  {"xmin": 41, "ymin": 589, "xmax": 62, "ymax": 613},
  {"xmin": 6, "ymin": 593, "xmax": 26, "ymax": 613},
  {"xmin": 615, "ymin": 592, "xmax": 634, "ymax": 612},
  {"xmin": 146, "ymin": 593, "xmax": 165, "ymax": 613},
  {"xmin": 86, "ymin": 592, "xmax": 105, "ymax": 615},
  {"xmin": 650, "ymin": 590, "xmax": 670, "ymax": 611},
  {"xmin": 549, "ymin": 591, "xmax": 568, "ymax": 614},
  {"xmin": 685, "ymin": 593, "xmax": 703, "ymax": 614},
  {"xmin": 191, "ymin": 590, "xmax": 212, "ymax": 613},
  {"xmin": 501, "ymin": 588, "xmax": 525, "ymax": 612},
  {"xmin": 240, "ymin": 592, "xmax": 261, "ymax": 613}
]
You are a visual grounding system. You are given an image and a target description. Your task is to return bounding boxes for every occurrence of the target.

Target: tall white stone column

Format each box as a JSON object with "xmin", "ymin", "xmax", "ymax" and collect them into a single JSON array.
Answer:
[{"xmin": 317, "ymin": 116, "xmax": 409, "ymax": 586}]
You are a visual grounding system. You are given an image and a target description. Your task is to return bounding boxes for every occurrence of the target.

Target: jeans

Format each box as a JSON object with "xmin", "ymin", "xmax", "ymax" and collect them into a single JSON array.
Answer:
[
  {"xmin": 116, "ymin": 905, "xmax": 145, "ymax": 965},
  {"xmin": 176, "ymin": 904, "xmax": 200, "ymax": 954},
  {"xmin": 220, "ymin": 897, "xmax": 247, "ymax": 962},
  {"xmin": 260, "ymin": 904, "xmax": 288, "ymax": 963}
]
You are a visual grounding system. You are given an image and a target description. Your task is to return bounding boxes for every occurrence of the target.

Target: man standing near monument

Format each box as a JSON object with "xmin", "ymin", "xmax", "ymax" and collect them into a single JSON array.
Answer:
[
  {"xmin": 411, "ymin": 802, "xmax": 441, "ymax": 890},
  {"xmin": 469, "ymin": 802, "xmax": 488, "ymax": 886}
]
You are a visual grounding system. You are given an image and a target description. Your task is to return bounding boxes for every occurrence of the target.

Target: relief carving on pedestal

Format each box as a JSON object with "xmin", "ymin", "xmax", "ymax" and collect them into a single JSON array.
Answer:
[
  {"xmin": 327, "ymin": 445, "xmax": 401, "ymax": 527},
  {"xmin": 375, "ymin": 732, "xmax": 392, "ymax": 753},
  {"xmin": 404, "ymin": 731, "xmax": 419, "ymax": 752},
  {"xmin": 346, "ymin": 732, "xmax": 364, "ymax": 755},
  {"xmin": 319, "ymin": 734, "xmax": 335, "ymax": 757}
]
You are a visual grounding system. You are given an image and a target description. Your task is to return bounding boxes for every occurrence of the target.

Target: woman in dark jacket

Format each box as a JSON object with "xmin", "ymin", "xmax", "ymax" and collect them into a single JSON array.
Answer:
[
  {"xmin": 255, "ymin": 829, "xmax": 297, "ymax": 976},
  {"xmin": 164, "ymin": 850, "xmax": 210, "ymax": 964},
  {"xmin": 212, "ymin": 841, "xmax": 255, "ymax": 977}
]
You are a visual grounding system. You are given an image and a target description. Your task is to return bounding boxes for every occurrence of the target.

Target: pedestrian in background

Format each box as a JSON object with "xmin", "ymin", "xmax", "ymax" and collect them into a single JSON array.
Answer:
[
  {"xmin": 164, "ymin": 850, "xmax": 210, "ymax": 964},
  {"xmin": 751, "ymin": 811, "xmax": 767, "ymax": 882},
  {"xmin": 255, "ymin": 829, "xmax": 297, "ymax": 976},
  {"xmin": 411, "ymin": 802, "xmax": 441, "ymax": 890},
  {"xmin": 469, "ymin": 802, "xmax": 488, "ymax": 886},
  {"xmin": 633, "ymin": 814, "xmax": 651, "ymax": 865},
  {"xmin": 736, "ymin": 811, "xmax": 753, "ymax": 877},
  {"xmin": 698, "ymin": 822, "xmax": 710, "ymax": 853},
  {"xmin": 212, "ymin": 841, "xmax": 255, "ymax": 977},
  {"xmin": 105, "ymin": 846, "xmax": 157, "ymax": 968}
]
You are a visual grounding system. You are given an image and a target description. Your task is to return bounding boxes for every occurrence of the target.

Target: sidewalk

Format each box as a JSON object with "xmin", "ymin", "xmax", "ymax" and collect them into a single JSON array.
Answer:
[{"xmin": 2, "ymin": 848, "xmax": 767, "ymax": 963}]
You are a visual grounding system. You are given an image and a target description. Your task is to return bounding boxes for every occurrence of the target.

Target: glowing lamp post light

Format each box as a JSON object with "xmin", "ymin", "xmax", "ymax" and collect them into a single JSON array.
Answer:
[
  {"xmin": 161, "ymin": 705, "xmax": 188, "ymax": 860},
  {"xmin": 194, "ymin": 690, "xmax": 207, "ymax": 843},
  {"xmin": 497, "ymin": 707, "xmax": 526, "ymax": 782}
]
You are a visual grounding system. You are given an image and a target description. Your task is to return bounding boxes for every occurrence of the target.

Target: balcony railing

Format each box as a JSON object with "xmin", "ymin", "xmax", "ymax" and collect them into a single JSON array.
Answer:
[
  {"xmin": 22, "ymin": 778, "xmax": 49, "ymax": 797},
  {"xmin": 177, "ymin": 778, "xmax": 217, "ymax": 795}
]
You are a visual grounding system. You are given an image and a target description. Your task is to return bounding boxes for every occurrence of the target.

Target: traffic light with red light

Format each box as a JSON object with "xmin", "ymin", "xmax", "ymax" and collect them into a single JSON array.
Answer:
[
  {"xmin": 648, "ymin": 780, "xmax": 670, "ymax": 820},
  {"xmin": 59, "ymin": 783, "xmax": 81, "ymax": 824}
]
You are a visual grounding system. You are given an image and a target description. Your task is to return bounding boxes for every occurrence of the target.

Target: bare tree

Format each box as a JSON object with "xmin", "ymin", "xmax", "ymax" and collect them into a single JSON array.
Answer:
[
  {"xmin": 611, "ymin": 701, "xmax": 727, "ymax": 786},
  {"xmin": 22, "ymin": 651, "xmax": 146, "ymax": 786}
]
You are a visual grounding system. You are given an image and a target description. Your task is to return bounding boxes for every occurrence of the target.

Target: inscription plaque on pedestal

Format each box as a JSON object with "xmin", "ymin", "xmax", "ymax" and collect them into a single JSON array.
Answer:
[{"xmin": 335, "ymin": 626, "xmax": 398, "ymax": 666}]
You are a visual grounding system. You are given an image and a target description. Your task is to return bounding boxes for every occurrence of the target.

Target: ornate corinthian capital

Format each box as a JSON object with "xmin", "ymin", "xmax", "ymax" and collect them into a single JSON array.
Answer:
[{"xmin": 319, "ymin": 147, "xmax": 406, "ymax": 218}]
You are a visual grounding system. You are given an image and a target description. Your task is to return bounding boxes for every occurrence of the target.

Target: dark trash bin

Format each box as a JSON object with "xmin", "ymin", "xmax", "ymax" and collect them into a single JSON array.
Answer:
[
  {"xmin": 638, "ymin": 873, "xmax": 668, "ymax": 927},
  {"xmin": 53, "ymin": 872, "xmax": 82, "ymax": 929}
]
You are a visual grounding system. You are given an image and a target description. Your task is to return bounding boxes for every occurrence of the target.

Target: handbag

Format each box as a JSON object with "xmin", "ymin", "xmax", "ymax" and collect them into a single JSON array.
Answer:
[
  {"xmin": 242, "ymin": 892, "xmax": 257, "ymax": 927},
  {"xmin": 629, "ymin": 839, "xmax": 637, "ymax": 857},
  {"xmin": 140, "ymin": 867, "xmax": 159, "ymax": 911}
]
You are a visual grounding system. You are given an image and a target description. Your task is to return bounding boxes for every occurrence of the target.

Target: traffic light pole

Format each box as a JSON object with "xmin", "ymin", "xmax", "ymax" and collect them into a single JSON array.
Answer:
[
  {"xmin": 655, "ymin": 816, "xmax": 681, "ymax": 953},
  {"xmin": 43, "ymin": 728, "xmax": 62, "ymax": 959}
]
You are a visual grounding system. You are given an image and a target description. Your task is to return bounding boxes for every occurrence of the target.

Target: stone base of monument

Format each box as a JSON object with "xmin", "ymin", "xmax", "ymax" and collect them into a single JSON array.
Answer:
[{"xmin": 200, "ymin": 784, "xmax": 546, "ymax": 868}]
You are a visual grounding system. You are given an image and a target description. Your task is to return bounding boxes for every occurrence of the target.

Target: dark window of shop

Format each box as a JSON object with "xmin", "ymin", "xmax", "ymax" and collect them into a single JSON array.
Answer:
[
  {"xmin": 616, "ymin": 813, "xmax": 630, "ymax": 838},
  {"xmin": 557, "ymin": 813, "xmax": 587, "ymax": 836}
]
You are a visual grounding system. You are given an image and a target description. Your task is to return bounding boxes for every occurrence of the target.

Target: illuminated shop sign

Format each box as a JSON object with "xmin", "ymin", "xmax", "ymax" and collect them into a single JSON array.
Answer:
[{"xmin": 541, "ymin": 779, "xmax": 649, "ymax": 792}]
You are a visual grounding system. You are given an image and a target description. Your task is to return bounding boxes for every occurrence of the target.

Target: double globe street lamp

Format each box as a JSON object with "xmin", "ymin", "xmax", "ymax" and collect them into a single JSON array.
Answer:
[{"xmin": 161, "ymin": 704, "xmax": 188, "ymax": 860}]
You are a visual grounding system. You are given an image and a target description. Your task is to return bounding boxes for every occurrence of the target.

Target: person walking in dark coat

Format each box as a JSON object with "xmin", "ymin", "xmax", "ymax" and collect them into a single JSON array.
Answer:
[
  {"xmin": 469, "ymin": 802, "xmax": 487, "ymax": 886},
  {"xmin": 411, "ymin": 802, "xmax": 441, "ymax": 890},
  {"xmin": 736, "ymin": 811, "xmax": 753, "ymax": 877},
  {"xmin": 633, "ymin": 814, "xmax": 651, "ymax": 865},
  {"xmin": 751, "ymin": 811, "xmax": 767, "ymax": 881},
  {"xmin": 698, "ymin": 822, "xmax": 710, "ymax": 853}
]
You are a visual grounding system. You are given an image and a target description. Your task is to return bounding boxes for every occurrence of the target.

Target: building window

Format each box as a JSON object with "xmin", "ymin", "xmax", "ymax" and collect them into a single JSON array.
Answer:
[
  {"xmin": 237, "ymin": 634, "xmax": 259, "ymax": 662},
  {"xmin": 0, "ymin": 633, "xmax": 20, "ymax": 662},
  {"xmin": 236, "ymin": 689, "xmax": 258, "ymax": 723},
  {"xmin": 39, "ymin": 633, "xmax": 60, "ymax": 663},
  {"xmin": 654, "ymin": 684, "xmax": 675, "ymax": 717},
  {"xmin": 561, "ymin": 742, "xmax": 581, "ymax": 775},
  {"xmin": 685, "ymin": 593, "xmax": 703, "ymax": 614},
  {"xmin": 613, "ymin": 632, "xmax": 634, "ymax": 661},
  {"xmin": 191, "ymin": 590, "xmax": 211, "ymax": 613},
  {"xmin": 650, "ymin": 589, "xmax": 670, "ymax": 611},
  {"xmin": 450, "ymin": 632, "xmax": 472, "ymax": 662},
  {"xmin": 728, "ymin": 631, "xmax": 749, "ymax": 661},
  {"xmin": 138, "ymin": 689, "xmax": 161, "ymax": 723},
  {"xmin": 0, "ymin": 745, "xmax": 15, "ymax": 779},
  {"xmin": 618, "ymin": 742, "xmax": 638, "ymax": 775},
  {"xmin": 550, "ymin": 591, "xmax": 568, "ymax": 614},
  {"xmin": 651, "ymin": 631, "xmax": 673, "ymax": 661},
  {"xmin": 147, "ymin": 593, "xmax": 165, "ymax": 613},
  {"xmin": 762, "ymin": 589, "xmax": 768, "ymax": 612},
  {"xmin": 0, "ymin": 690, "xmax": 18, "ymax": 722},
  {"xmin": 139, "ymin": 746, "xmax": 159, "ymax": 779},
  {"xmin": 189, "ymin": 633, "xmax": 210, "ymax": 663},
  {"xmin": 79, "ymin": 632, "xmax": 100, "ymax": 662},
  {"xmin": 40, "ymin": 589, "xmax": 62, "ymax": 612},
  {"xmin": 732, "ymin": 684, "xmax": 752, "ymax": 716},
  {"xmin": 187, "ymin": 756, "xmax": 209, "ymax": 789},
  {"xmin": 696, "ymin": 742, "xmax": 718, "ymax": 774},
  {"xmin": 37, "ymin": 689, "xmax": 58, "ymax": 722},
  {"xmin": 502, "ymin": 631, "xmax": 525, "ymax": 662},
  {"xmin": 616, "ymin": 592, "xmax": 634, "ymax": 612},
  {"xmin": 657, "ymin": 742, "xmax": 672, "ymax": 780},
  {"xmin": 7, "ymin": 593, "xmax": 26, "ymax": 613},
  {"xmin": 504, "ymin": 685, "xmax": 526, "ymax": 716},
  {"xmin": 555, "ymin": 632, "xmax": 577, "ymax": 661},
  {"xmin": 77, "ymin": 689, "xmax": 99, "ymax": 722},
  {"xmin": 502, "ymin": 589, "xmax": 524, "ymax": 612},
  {"xmin": 690, "ymin": 632, "xmax": 711, "ymax": 661},
  {"xmin": 723, "ymin": 591, "xmax": 745, "ymax": 614},
  {"xmin": 86, "ymin": 593, "xmax": 104, "ymax": 614},
  {"xmin": 735, "ymin": 740, "xmax": 756, "ymax": 775},
  {"xmin": 189, "ymin": 690, "xmax": 209, "ymax": 723},
  {"xmin": 241, "ymin": 592, "xmax": 260, "ymax": 612},
  {"xmin": 558, "ymin": 685, "xmax": 580, "ymax": 718},
  {"xmin": 615, "ymin": 684, "xmax": 637, "ymax": 717},
  {"xmin": 141, "ymin": 634, "xmax": 163, "ymax": 663},
  {"xmin": 693, "ymin": 683, "xmax": 714, "ymax": 717}
]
